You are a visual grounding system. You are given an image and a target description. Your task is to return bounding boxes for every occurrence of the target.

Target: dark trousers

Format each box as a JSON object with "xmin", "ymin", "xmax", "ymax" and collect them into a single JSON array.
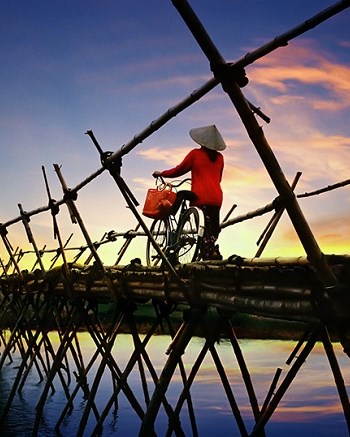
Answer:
[{"xmin": 199, "ymin": 205, "xmax": 221, "ymax": 260}]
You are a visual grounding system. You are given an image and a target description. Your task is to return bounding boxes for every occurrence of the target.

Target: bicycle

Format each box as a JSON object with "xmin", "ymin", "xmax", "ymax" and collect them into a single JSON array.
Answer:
[{"xmin": 145, "ymin": 177, "xmax": 205, "ymax": 266}]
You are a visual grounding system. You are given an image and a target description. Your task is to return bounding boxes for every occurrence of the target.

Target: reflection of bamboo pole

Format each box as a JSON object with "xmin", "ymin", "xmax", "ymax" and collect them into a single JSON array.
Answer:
[
  {"xmin": 140, "ymin": 311, "xmax": 200, "ymax": 436},
  {"xmin": 164, "ymin": 314, "xmax": 198, "ymax": 436},
  {"xmin": 321, "ymin": 326, "xmax": 350, "ymax": 432},
  {"xmin": 260, "ymin": 368, "xmax": 282, "ymax": 417},
  {"xmin": 89, "ymin": 319, "xmax": 161, "ymax": 436},
  {"xmin": 251, "ymin": 327, "xmax": 320, "ymax": 436},
  {"xmin": 207, "ymin": 331, "xmax": 248, "ymax": 436},
  {"xmin": 227, "ymin": 320, "xmax": 263, "ymax": 428},
  {"xmin": 255, "ymin": 172, "xmax": 302, "ymax": 257}
]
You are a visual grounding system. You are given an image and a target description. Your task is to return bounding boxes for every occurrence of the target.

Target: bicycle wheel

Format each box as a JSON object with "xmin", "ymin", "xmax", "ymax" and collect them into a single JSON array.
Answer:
[
  {"xmin": 146, "ymin": 218, "xmax": 168, "ymax": 266},
  {"xmin": 176, "ymin": 207, "xmax": 203, "ymax": 263}
]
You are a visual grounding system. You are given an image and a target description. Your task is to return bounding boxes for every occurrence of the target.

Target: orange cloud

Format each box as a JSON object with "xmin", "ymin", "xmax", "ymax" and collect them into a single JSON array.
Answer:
[{"xmin": 249, "ymin": 40, "xmax": 350, "ymax": 110}]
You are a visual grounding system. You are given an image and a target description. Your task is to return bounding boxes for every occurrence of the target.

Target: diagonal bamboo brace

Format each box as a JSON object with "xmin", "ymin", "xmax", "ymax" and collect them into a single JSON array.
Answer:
[
  {"xmin": 53, "ymin": 164, "xmax": 116, "ymax": 297},
  {"xmin": 171, "ymin": 0, "xmax": 337, "ymax": 291}
]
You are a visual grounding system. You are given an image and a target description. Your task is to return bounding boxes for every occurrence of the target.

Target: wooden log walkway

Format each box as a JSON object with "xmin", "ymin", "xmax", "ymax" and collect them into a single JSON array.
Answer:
[{"xmin": 1, "ymin": 255, "xmax": 350, "ymax": 435}]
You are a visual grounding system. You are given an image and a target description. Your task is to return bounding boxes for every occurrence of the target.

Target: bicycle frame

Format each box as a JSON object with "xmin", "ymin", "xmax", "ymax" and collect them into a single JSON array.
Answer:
[{"xmin": 146, "ymin": 178, "xmax": 204, "ymax": 266}]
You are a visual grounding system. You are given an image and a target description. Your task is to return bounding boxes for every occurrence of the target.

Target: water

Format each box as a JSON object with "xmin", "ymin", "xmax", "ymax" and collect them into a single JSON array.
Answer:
[{"xmin": 0, "ymin": 332, "xmax": 349, "ymax": 436}]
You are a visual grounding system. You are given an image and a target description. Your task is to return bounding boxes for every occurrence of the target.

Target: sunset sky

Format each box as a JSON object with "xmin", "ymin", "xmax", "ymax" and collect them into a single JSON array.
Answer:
[{"xmin": 1, "ymin": 0, "xmax": 350, "ymax": 268}]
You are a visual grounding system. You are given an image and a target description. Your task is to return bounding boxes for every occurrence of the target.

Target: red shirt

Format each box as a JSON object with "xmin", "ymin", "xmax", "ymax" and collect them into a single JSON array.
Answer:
[{"xmin": 160, "ymin": 147, "xmax": 224, "ymax": 207}]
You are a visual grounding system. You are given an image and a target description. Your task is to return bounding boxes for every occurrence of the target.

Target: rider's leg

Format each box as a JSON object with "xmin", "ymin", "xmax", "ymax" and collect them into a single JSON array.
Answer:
[{"xmin": 198, "ymin": 205, "xmax": 222, "ymax": 260}]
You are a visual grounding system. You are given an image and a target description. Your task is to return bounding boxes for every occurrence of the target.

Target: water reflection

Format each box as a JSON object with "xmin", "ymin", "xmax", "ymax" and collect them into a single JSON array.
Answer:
[{"xmin": 0, "ymin": 332, "xmax": 349, "ymax": 436}]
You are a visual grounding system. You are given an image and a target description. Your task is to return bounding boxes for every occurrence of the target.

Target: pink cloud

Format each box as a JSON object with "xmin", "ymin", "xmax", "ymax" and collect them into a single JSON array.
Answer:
[{"xmin": 249, "ymin": 40, "xmax": 350, "ymax": 110}]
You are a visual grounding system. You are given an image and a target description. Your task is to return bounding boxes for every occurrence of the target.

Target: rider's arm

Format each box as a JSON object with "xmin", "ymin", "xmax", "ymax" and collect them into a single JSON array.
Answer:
[{"xmin": 156, "ymin": 150, "xmax": 195, "ymax": 179}]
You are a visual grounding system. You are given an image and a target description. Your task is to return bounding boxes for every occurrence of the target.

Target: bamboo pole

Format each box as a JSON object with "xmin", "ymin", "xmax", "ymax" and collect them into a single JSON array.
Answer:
[
  {"xmin": 42, "ymin": 166, "xmax": 70, "ymax": 277},
  {"xmin": 115, "ymin": 223, "xmax": 141, "ymax": 265},
  {"xmin": 255, "ymin": 172, "xmax": 302, "ymax": 257},
  {"xmin": 30, "ymin": 244, "xmax": 46, "ymax": 272},
  {"xmin": 0, "ymin": 1, "xmax": 347, "ymax": 235},
  {"xmin": 0, "ymin": 231, "xmax": 23, "ymax": 280},
  {"xmin": 18, "ymin": 203, "xmax": 46, "ymax": 275},
  {"xmin": 53, "ymin": 164, "xmax": 116, "ymax": 297},
  {"xmin": 85, "ymin": 130, "xmax": 192, "ymax": 302},
  {"xmin": 220, "ymin": 199, "xmax": 277, "ymax": 229},
  {"xmin": 297, "ymin": 177, "xmax": 350, "ymax": 198},
  {"xmin": 171, "ymin": 0, "xmax": 337, "ymax": 291}
]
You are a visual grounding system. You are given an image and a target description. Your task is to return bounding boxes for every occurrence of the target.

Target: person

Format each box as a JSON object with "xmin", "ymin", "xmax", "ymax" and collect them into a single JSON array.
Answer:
[{"xmin": 153, "ymin": 124, "xmax": 226, "ymax": 260}]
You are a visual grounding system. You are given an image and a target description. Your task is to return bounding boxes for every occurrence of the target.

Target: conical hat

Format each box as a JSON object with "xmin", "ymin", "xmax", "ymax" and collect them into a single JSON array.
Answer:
[{"xmin": 189, "ymin": 124, "xmax": 226, "ymax": 151}]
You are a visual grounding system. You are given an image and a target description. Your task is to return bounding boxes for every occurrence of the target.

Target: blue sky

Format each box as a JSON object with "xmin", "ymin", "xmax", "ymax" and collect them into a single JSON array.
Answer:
[{"xmin": 1, "ymin": 1, "xmax": 350, "ymax": 267}]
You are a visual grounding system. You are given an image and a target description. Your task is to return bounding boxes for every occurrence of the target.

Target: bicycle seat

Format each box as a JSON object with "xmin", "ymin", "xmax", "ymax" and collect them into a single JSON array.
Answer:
[
  {"xmin": 179, "ymin": 190, "xmax": 197, "ymax": 202},
  {"xmin": 170, "ymin": 190, "xmax": 197, "ymax": 215}
]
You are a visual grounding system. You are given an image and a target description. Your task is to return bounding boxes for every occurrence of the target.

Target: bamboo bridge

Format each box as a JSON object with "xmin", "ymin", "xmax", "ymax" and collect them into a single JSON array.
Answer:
[{"xmin": 1, "ymin": 1, "xmax": 350, "ymax": 435}]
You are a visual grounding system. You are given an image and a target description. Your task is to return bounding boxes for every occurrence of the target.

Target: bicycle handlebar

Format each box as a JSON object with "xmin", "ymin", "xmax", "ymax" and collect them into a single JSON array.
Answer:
[{"xmin": 154, "ymin": 175, "xmax": 191, "ymax": 189}]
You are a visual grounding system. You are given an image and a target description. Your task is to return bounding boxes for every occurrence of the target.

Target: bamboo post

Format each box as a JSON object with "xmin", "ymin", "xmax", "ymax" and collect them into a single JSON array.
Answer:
[
  {"xmin": 49, "ymin": 233, "xmax": 73, "ymax": 270},
  {"xmin": 53, "ymin": 164, "xmax": 115, "ymax": 297},
  {"xmin": 124, "ymin": 310, "xmax": 189, "ymax": 435},
  {"xmin": 18, "ymin": 203, "xmax": 46, "ymax": 275},
  {"xmin": 76, "ymin": 316, "xmax": 125, "ymax": 435},
  {"xmin": 221, "ymin": 203, "xmax": 237, "ymax": 224},
  {"xmin": 83, "ymin": 232, "xmax": 107, "ymax": 266},
  {"xmin": 0, "ymin": 228, "xmax": 24, "ymax": 280},
  {"xmin": 114, "ymin": 224, "xmax": 140, "ymax": 265},
  {"xmin": 0, "ymin": 257, "xmax": 9, "ymax": 279},
  {"xmin": 42, "ymin": 166, "xmax": 70, "ymax": 277},
  {"xmin": 285, "ymin": 326, "xmax": 313, "ymax": 365},
  {"xmin": 171, "ymin": 0, "xmax": 337, "ymax": 293},
  {"xmin": 76, "ymin": 307, "xmax": 149, "ymax": 436},
  {"xmin": 255, "ymin": 172, "xmax": 302, "ymax": 257},
  {"xmin": 55, "ymin": 316, "xmax": 123, "ymax": 431},
  {"xmin": 33, "ymin": 303, "xmax": 82, "ymax": 434},
  {"xmin": 30, "ymin": 245, "xmax": 46, "ymax": 272},
  {"xmin": 85, "ymin": 130, "xmax": 193, "ymax": 303}
]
